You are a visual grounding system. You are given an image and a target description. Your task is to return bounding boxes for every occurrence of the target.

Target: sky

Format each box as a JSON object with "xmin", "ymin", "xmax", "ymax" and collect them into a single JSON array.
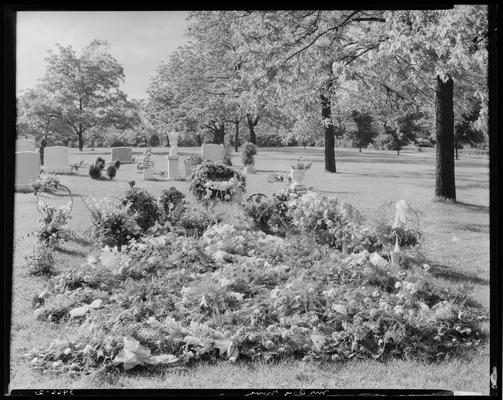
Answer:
[{"xmin": 16, "ymin": 11, "xmax": 190, "ymax": 100}]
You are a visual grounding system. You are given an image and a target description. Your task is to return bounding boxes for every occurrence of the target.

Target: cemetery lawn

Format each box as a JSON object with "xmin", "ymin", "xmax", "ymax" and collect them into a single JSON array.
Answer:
[{"xmin": 10, "ymin": 147, "xmax": 490, "ymax": 393}]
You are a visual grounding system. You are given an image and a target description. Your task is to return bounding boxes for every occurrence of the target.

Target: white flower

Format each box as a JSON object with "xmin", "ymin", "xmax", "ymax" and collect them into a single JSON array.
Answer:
[
  {"xmin": 395, "ymin": 281, "xmax": 402, "ymax": 289},
  {"xmin": 422, "ymin": 263, "xmax": 431, "ymax": 272}
]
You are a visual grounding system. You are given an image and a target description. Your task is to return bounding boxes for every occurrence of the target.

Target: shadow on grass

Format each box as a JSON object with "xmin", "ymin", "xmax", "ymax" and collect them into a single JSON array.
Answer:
[
  {"xmin": 457, "ymin": 223, "xmax": 489, "ymax": 233},
  {"xmin": 67, "ymin": 235, "xmax": 93, "ymax": 247},
  {"xmin": 55, "ymin": 246, "xmax": 88, "ymax": 258},
  {"xmin": 455, "ymin": 201, "xmax": 489, "ymax": 214},
  {"xmin": 428, "ymin": 262, "xmax": 489, "ymax": 286}
]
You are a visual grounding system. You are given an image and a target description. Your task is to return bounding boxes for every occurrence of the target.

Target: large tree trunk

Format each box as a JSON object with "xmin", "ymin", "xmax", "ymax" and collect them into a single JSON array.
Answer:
[
  {"xmin": 77, "ymin": 123, "xmax": 84, "ymax": 151},
  {"xmin": 246, "ymin": 114, "xmax": 258, "ymax": 144},
  {"xmin": 234, "ymin": 121, "xmax": 239, "ymax": 152},
  {"xmin": 321, "ymin": 93, "xmax": 336, "ymax": 173},
  {"xmin": 213, "ymin": 123, "xmax": 225, "ymax": 144},
  {"xmin": 434, "ymin": 75, "xmax": 456, "ymax": 201}
]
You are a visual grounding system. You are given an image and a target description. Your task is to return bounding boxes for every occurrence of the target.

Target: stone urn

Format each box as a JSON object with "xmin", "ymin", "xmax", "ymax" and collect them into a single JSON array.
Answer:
[{"xmin": 290, "ymin": 168, "xmax": 306, "ymax": 191}]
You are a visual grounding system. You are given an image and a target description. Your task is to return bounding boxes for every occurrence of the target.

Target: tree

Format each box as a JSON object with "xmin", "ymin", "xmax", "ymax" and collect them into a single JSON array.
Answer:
[
  {"xmin": 454, "ymin": 95, "xmax": 486, "ymax": 158},
  {"xmin": 235, "ymin": 10, "xmax": 389, "ymax": 172},
  {"xmin": 40, "ymin": 40, "xmax": 134, "ymax": 150},
  {"xmin": 369, "ymin": 7, "xmax": 488, "ymax": 200},
  {"xmin": 17, "ymin": 87, "xmax": 70, "ymax": 144},
  {"xmin": 347, "ymin": 110, "xmax": 378, "ymax": 151}
]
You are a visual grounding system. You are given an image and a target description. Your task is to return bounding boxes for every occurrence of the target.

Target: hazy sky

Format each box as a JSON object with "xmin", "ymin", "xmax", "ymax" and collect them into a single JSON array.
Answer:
[{"xmin": 17, "ymin": 11, "xmax": 189, "ymax": 99}]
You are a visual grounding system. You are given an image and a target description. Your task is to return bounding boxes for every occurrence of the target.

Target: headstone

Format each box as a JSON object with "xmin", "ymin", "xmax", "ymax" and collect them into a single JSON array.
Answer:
[
  {"xmin": 167, "ymin": 155, "xmax": 179, "ymax": 180},
  {"xmin": 143, "ymin": 168, "xmax": 154, "ymax": 181},
  {"xmin": 16, "ymin": 139, "xmax": 36, "ymax": 152},
  {"xmin": 110, "ymin": 147, "xmax": 134, "ymax": 164},
  {"xmin": 201, "ymin": 143, "xmax": 225, "ymax": 162},
  {"xmin": 15, "ymin": 151, "xmax": 40, "ymax": 192},
  {"xmin": 43, "ymin": 146, "xmax": 70, "ymax": 173}
]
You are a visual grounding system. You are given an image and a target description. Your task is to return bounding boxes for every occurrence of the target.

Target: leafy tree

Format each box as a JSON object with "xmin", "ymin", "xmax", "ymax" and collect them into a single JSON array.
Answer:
[
  {"xmin": 454, "ymin": 96, "xmax": 486, "ymax": 158},
  {"xmin": 367, "ymin": 7, "xmax": 488, "ymax": 200},
  {"xmin": 347, "ymin": 110, "xmax": 378, "ymax": 151},
  {"xmin": 234, "ymin": 10, "xmax": 389, "ymax": 172},
  {"xmin": 17, "ymin": 87, "xmax": 70, "ymax": 144},
  {"xmin": 39, "ymin": 40, "xmax": 134, "ymax": 150}
]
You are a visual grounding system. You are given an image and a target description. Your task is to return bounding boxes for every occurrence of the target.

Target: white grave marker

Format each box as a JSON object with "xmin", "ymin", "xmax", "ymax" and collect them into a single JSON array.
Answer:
[
  {"xmin": 110, "ymin": 147, "xmax": 134, "ymax": 164},
  {"xmin": 15, "ymin": 151, "xmax": 40, "ymax": 192},
  {"xmin": 143, "ymin": 168, "xmax": 154, "ymax": 181},
  {"xmin": 201, "ymin": 143, "xmax": 225, "ymax": 162},
  {"xmin": 16, "ymin": 139, "xmax": 36, "ymax": 152},
  {"xmin": 44, "ymin": 146, "xmax": 70, "ymax": 173}
]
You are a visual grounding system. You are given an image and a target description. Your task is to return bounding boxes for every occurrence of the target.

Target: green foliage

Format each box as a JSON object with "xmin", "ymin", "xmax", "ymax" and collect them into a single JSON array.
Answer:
[
  {"xmin": 288, "ymin": 193, "xmax": 381, "ymax": 253},
  {"xmin": 184, "ymin": 154, "xmax": 203, "ymax": 179},
  {"xmin": 189, "ymin": 161, "xmax": 246, "ymax": 202},
  {"xmin": 177, "ymin": 205, "xmax": 216, "ymax": 237},
  {"xmin": 242, "ymin": 189, "xmax": 293, "ymax": 235},
  {"xmin": 89, "ymin": 164, "xmax": 102, "ymax": 180},
  {"xmin": 241, "ymin": 142, "xmax": 257, "ymax": 166},
  {"xmin": 88, "ymin": 198, "xmax": 142, "ymax": 249},
  {"xmin": 25, "ymin": 243, "xmax": 55, "ymax": 277},
  {"xmin": 223, "ymin": 150, "xmax": 233, "ymax": 166},
  {"xmin": 106, "ymin": 165, "xmax": 117, "ymax": 180},
  {"xmin": 27, "ymin": 217, "xmax": 486, "ymax": 375},
  {"xmin": 455, "ymin": 96, "xmax": 486, "ymax": 147},
  {"xmin": 96, "ymin": 157, "xmax": 106, "ymax": 169},
  {"xmin": 35, "ymin": 202, "xmax": 72, "ymax": 247},
  {"xmin": 38, "ymin": 40, "xmax": 139, "ymax": 150},
  {"xmin": 123, "ymin": 188, "xmax": 161, "ymax": 231},
  {"xmin": 347, "ymin": 111, "xmax": 378, "ymax": 150},
  {"xmin": 158, "ymin": 187, "xmax": 186, "ymax": 224}
]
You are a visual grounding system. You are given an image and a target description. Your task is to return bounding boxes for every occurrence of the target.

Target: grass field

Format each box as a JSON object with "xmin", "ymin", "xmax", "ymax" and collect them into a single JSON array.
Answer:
[{"xmin": 9, "ymin": 146, "xmax": 490, "ymax": 393}]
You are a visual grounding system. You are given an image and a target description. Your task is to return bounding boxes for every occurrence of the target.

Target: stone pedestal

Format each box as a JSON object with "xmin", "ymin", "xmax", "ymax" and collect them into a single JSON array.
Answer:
[
  {"xmin": 15, "ymin": 151, "xmax": 40, "ymax": 192},
  {"xmin": 143, "ymin": 168, "xmax": 154, "ymax": 181},
  {"xmin": 167, "ymin": 155, "xmax": 179, "ymax": 180},
  {"xmin": 44, "ymin": 146, "xmax": 70, "ymax": 173},
  {"xmin": 16, "ymin": 139, "xmax": 36, "ymax": 152}
]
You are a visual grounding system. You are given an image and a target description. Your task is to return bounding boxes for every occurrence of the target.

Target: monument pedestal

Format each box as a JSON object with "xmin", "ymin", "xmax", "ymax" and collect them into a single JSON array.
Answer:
[{"xmin": 167, "ymin": 155, "xmax": 179, "ymax": 180}]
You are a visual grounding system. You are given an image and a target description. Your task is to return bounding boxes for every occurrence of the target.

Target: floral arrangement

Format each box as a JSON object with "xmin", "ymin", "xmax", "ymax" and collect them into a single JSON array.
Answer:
[
  {"xmin": 35, "ymin": 202, "xmax": 72, "ymax": 247},
  {"xmin": 31, "ymin": 173, "xmax": 60, "ymax": 195},
  {"xmin": 158, "ymin": 187, "xmax": 186, "ymax": 224},
  {"xmin": 290, "ymin": 157, "xmax": 312, "ymax": 171},
  {"xmin": 287, "ymin": 193, "xmax": 380, "ymax": 253},
  {"xmin": 189, "ymin": 161, "xmax": 246, "ymax": 202},
  {"xmin": 184, "ymin": 154, "xmax": 204, "ymax": 179},
  {"xmin": 25, "ymin": 243, "xmax": 55, "ymax": 277},
  {"xmin": 69, "ymin": 160, "xmax": 85, "ymax": 172},
  {"xmin": 26, "ymin": 218, "xmax": 486, "ymax": 375},
  {"xmin": 122, "ymin": 187, "xmax": 161, "ymax": 231},
  {"xmin": 85, "ymin": 197, "xmax": 142, "ymax": 249},
  {"xmin": 241, "ymin": 189, "xmax": 294, "ymax": 235}
]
